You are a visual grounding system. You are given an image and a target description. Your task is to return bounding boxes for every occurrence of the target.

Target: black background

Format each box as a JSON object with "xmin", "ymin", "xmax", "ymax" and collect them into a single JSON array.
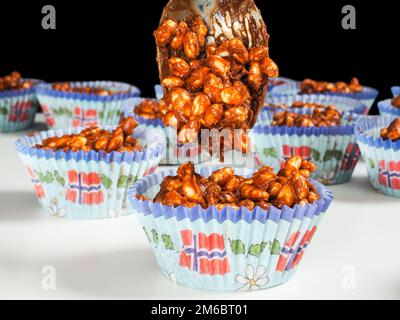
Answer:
[{"xmin": 0, "ymin": 1, "xmax": 398, "ymax": 114}]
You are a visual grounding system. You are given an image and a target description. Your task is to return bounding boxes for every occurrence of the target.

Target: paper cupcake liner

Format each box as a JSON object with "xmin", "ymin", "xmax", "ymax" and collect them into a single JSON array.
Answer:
[
  {"xmin": 0, "ymin": 79, "xmax": 42, "ymax": 132},
  {"xmin": 36, "ymin": 81, "xmax": 141, "ymax": 130},
  {"xmin": 128, "ymin": 167, "xmax": 333, "ymax": 292},
  {"xmin": 266, "ymin": 77, "xmax": 297, "ymax": 98},
  {"xmin": 258, "ymin": 94, "xmax": 367, "ymax": 126},
  {"xmin": 15, "ymin": 126, "xmax": 165, "ymax": 219},
  {"xmin": 392, "ymin": 86, "xmax": 400, "ymax": 97},
  {"xmin": 270, "ymin": 81, "xmax": 378, "ymax": 111},
  {"xmin": 355, "ymin": 116, "xmax": 400, "ymax": 198},
  {"xmin": 251, "ymin": 119, "xmax": 361, "ymax": 185},
  {"xmin": 377, "ymin": 99, "xmax": 400, "ymax": 118}
]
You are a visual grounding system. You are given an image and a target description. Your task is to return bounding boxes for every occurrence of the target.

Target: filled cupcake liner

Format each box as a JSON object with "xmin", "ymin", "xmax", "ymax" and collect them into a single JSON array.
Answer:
[
  {"xmin": 355, "ymin": 116, "xmax": 400, "ymax": 198},
  {"xmin": 128, "ymin": 167, "xmax": 333, "ymax": 292},
  {"xmin": 258, "ymin": 94, "xmax": 367, "ymax": 126},
  {"xmin": 0, "ymin": 79, "xmax": 42, "ymax": 133},
  {"xmin": 125, "ymin": 99, "xmax": 259, "ymax": 166},
  {"xmin": 392, "ymin": 86, "xmax": 400, "ymax": 97},
  {"xmin": 266, "ymin": 77, "xmax": 297, "ymax": 98},
  {"xmin": 377, "ymin": 99, "xmax": 400, "ymax": 117},
  {"xmin": 251, "ymin": 121, "xmax": 361, "ymax": 185},
  {"xmin": 15, "ymin": 126, "xmax": 165, "ymax": 219},
  {"xmin": 35, "ymin": 81, "xmax": 141, "ymax": 130},
  {"xmin": 270, "ymin": 80, "xmax": 378, "ymax": 112}
]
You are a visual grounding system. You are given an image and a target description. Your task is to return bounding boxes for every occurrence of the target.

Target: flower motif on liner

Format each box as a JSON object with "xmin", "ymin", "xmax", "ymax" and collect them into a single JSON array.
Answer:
[
  {"xmin": 319, "ymin": 170, "xmax": 336, "ymax": 185},
  {"xmin": 235, "ymin": 265, "xmax": 269, "ymax": 291},
  {"xmin": 48, "ymin": 198, "xmax": 66, "ymax": 217}
]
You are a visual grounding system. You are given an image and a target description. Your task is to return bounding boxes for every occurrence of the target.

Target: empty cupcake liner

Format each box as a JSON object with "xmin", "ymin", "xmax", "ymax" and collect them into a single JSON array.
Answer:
[
  {"xmin": 392, "ymin": 86, "xmax": 400, "ymax": 97},
  {"xmin": 377, "ymin": 99, "xmax": 400, "ymax": 118},
  {"xmin": 15, "ymin": 126, "xmax": 165, "ymax": 219},
  {"xmin": 128, "ymin": 167, "xmax": 333, "ymax": 292},
  {"xmin": 258, "ymin": 94, "xmax": 367, "ymax": 126},
  {"xmin": 0, "ymin": 79, "xmax": 42, "ymax": 133},
  {"xmin": 251, "ymin": 118, "xmax": 361, "ymax": 185},
  {"xmin": 355, "ymin": 116, "xmax": 400, "ymax": 198},
  {"xmin": 270, "ymin": 81, "xmax": 378, "ymax": 112},
  {"xmin": 35, "ymin": 81, "xmax": 141, "ymax": 130}
]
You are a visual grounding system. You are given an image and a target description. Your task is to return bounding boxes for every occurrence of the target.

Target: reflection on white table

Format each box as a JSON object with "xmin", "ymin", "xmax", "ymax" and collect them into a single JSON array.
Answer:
[{"xmin": 0, "ymin": 115, "xmax": 399, "ymax": 299}]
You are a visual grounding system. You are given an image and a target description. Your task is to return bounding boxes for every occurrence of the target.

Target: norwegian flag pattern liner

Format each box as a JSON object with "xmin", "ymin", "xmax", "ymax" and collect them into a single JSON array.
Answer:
[
  {"xmin": 179, "ymin": 229, "xmax": 230, "ymax": 276},
  {"xmin": 72, "ymin": 107, "xmax": 98, "ymax": 128},
  {"xmin": 341, "ymin": 143, "xmax": 361, "ymax": 172},
  {"xmin": 41, "ymin": 104, "xmax": 56, "ymax": 127},
  {"xmin": 26, "ymin": 167, "xmax": 45, "ymax": 198},
  {"xmin": 282, "ymin": 145, "xmax": 311, "ymax": 162},
  {"xmin": 66, "ymin": 171, "xmax": 104, "ymax": 205},
  {"xmin": 276, "ymin": 231, "xmax": 303, "ymax": 272},
  {"xmin": 379, "ymin": 160, "xmax": 400, "ymax": 190},
  {"xmin": 9, "ymin": 100, "xmax": 32, "ymax": 123},
  {"xmin": 290, "ymin": 226, "xmax": 317, "ymax": 270}
]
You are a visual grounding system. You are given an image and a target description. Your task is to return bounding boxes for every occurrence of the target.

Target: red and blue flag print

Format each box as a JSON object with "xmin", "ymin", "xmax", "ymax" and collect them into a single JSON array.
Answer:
[
  {"xmin": 66, "ymin": 171, "xmax": 104, "ymax": 205},
  {"xmin": 379, "ymin": 160, "xmax": 400, "ymax": 190},
  {"xmin": 72, "ymin": 107, "xmax": 98, "ymax": 128},
  {"xmin": 179, "ymin": 229, "xmax": 230, "ymax": 276}
]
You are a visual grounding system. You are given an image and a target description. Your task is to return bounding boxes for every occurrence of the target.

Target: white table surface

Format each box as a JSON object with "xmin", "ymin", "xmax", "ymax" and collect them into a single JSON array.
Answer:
[{"xmin": 1, "ymin": 115, "xmax": 399, "ymax": 300}]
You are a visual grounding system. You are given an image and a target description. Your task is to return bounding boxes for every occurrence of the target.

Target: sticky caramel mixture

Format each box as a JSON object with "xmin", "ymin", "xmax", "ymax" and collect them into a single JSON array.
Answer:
[
  {"xmin": 267, "ymin": 101, "xmax": 333, "ymax": 111},
  {"xmin": 34, "ymin": 116, "xmax": 143, "ymax": 153},
  {"xmin": 381, "ymin": 118, "xmax": 400, "ymax": 142},
  {"xmin": 51, "ymin": 83, "xmax": 127, "ymax": 96},
  {"xmin": 134, "ymin": 99, "xmax": 163, "ymax": 120},
  {"xmin": 139, "ymin": 157, "xmax": 319, "ymax": 210},
  {"xmin": 271, "ymin": 106, "xmax": 342, "ymax": 128},
  {"xmin": 154, "ymin": 17, "xmax": 279, "ymax": 145},
  {"xmin": 300, "ymin": 78, "xmax": 363, "ymax": 94},
  {"xmin": 391, "ymin": 96, "xmax": 400, "ymax": 108},
  {"xmin": 0, "ymin": 72, "xmax": 34, "ymax": 92}
]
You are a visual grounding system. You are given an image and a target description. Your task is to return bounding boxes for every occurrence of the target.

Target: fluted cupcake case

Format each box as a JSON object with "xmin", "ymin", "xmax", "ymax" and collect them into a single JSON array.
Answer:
[
  {"xmin": 355, "ymin": 116, "xmax": 400, "ymax": 198},
  {"xmin": 15, "ymin": 126, "xmax": 165, "ymax": 219},
  {"xmin": 258, "ymin": 94, "xmax": 367, "ymax": 126},
  {"xmin": 270, "ymin": 81, "xmax": 378, "ymax": 113},
  {"xmin": 0, "ymin": 79, "xmax": 42, "ymax": 133},
  {"xmin": 378, "ymin": 99, "xmax": 400, "ymax": 118},
  {"xmin": 266, "ymin": 77, "xmax": 296, "ymax": 98},
  {"xmin": 128, "ymin": 167, "xmax": 333, "ymax": 292},
  {"xmin": 252, "ymin": 114, "xmax": 361, "ymax": 185},
  {"xmin": 35, "ymin": 81, "xmax": 140, "ymax": 130},
  {"xmin": 392, "ymin": 86, "xmax": 400, "ymax": 97}
]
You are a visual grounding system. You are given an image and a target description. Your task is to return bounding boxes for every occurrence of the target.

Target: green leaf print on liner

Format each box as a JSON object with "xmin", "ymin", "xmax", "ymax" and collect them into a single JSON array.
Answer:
[
  {"xmin": 100, "ymin": 174, "xmax": 112, "ymax": 189},
  {"xmin": 161, "ymin": 234, "xmax": 175, "ymax": 250},
  {"xmin": 38, "ymin": 171, "xmax": 54, "ymax": 184},
  {"xmin": 247, "ymin": 242, "xmax": 268, "ymax": 257},
  {"xmin": 269, "ymin": 239, "xmax": 281, "ymax": 255},
  {"xmin": 323, "ymin": 150, "xmax": 344, "ymax": 162},
  {"xmin": 151, "ymin": 229, "xmax": 159, "ymax": 244},
  {"xmin": 54, "ymin": 171, "xmax": 65, "ymax": 186},
  {"xmin": 117, "ymin": 175, "xmax": 129, "ymax": 188},
  {"xmin": 311, "ymin": 149, "xmax": 321, "ymax": 162},
  {"xmin": 367, "ymin": 158, "xmax": 375, "ymax": 169},
  {"xmin": 263, "ymin": 147, "xmax": 277, "ymax": 159},
  {"xmin": 128, "ymin": 175, "xmax": 137, "ymax": 186},
  {"xmin": 0, "ymin": 107, "xmax": 8, "ymax": 115},
  {"xmin": 229, "ymin": 239, "xmax": 246, "ymax": 255}
]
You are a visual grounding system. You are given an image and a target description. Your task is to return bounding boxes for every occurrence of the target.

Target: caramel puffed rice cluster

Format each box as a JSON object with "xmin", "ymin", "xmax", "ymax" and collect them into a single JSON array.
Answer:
[
  {"xmin": 0, "ymin": 72, "xmax": 34, "ymax": 92},
  {"xmin": 271, "ymin": 106, "xmax": 342, "ymax": 128},
  {"xmin": 35, "ymin": 116, "xmax": 142, "ymax": 153},
  {"xmin": 300, "ymin": 77, "xmax": 363, "ymax": 94},
  {"xmin": 138, "ymin": 157, "xmax": 319, "ymax": 210},
  {"xmin": 381, "ymin": 118, "xmax": 400, "ymax": 142},
  {"xmin": 154, "ymin": 17, "xmax": 279, "ymax": 145}
]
